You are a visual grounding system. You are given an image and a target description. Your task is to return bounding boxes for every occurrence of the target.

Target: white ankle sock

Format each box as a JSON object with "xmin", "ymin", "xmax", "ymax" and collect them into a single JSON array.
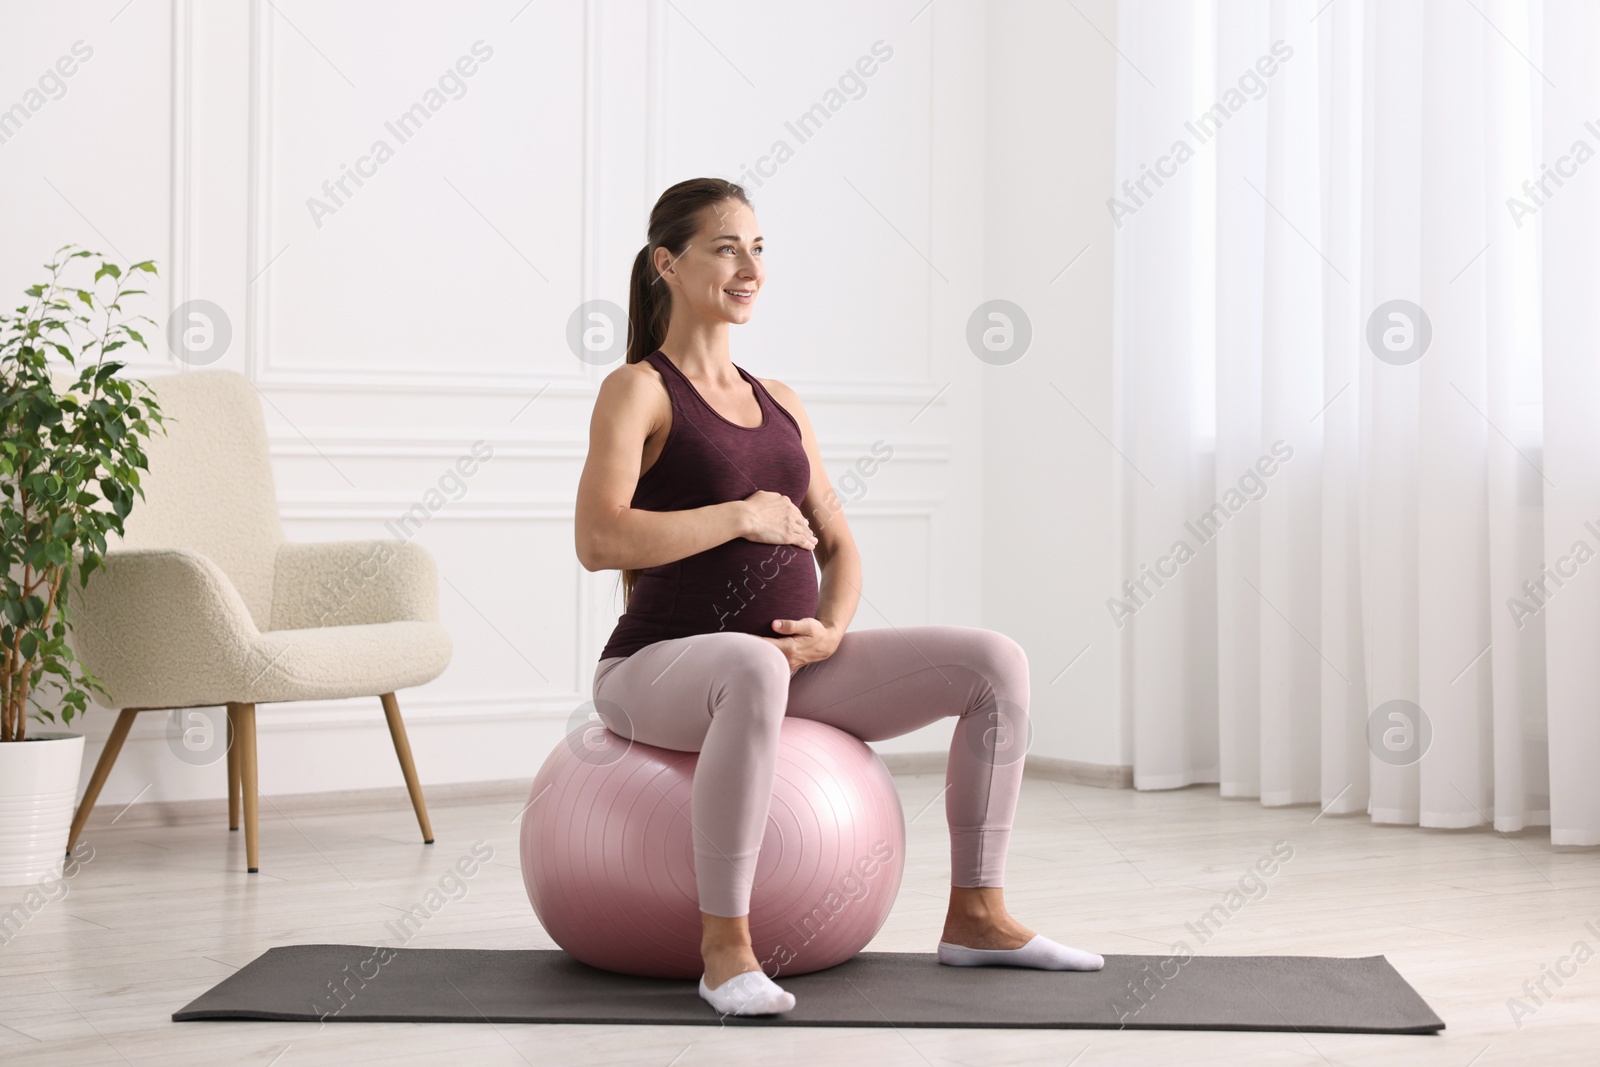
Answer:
[
  {"xmin": 698, "ymin": 968, "xmax": 797, "ymax": 1015},
  {"xmin": 937, "ymin": 933, "xmax": 1105, "ymax": 971}
]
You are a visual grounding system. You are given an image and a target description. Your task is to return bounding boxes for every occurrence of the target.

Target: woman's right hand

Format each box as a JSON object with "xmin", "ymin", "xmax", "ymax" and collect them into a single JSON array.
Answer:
[{"xmin": 740, "ymin": 490, "xmax": 818, "ymax": 550}]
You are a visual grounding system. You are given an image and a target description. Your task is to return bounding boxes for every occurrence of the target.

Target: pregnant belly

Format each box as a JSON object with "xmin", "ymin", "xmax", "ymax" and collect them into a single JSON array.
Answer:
[{"xmin": 687, "ymin": 538, "xmax": 819, "ymax": 635}]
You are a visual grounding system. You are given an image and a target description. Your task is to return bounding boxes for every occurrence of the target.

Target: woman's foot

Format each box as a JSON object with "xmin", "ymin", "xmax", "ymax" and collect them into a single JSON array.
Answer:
[
  {"xmin": 698, "ymin": 969, "xmax": 795, "ymax": 1016},
  {"xmin": 937, "ymin": 933, "xmax": 1104, "ymax": 970},
  {"xmin": 701, "ymin": 941, "xmax": 767, "ymax": 990},
  {"xmin": 940, "ymin": 884, "xmax": 1037, "ymax": 949},
  {"xmin": 940, "ymin": 909, "xmax": 1037, "ymax": 951},
  {"xmin": 699, "ymin": 943, "xmax": 794, "ymax": 1015},
  {"xmin": 940, "ymin": 886, "xmax": 1104, "ymax": 971}
]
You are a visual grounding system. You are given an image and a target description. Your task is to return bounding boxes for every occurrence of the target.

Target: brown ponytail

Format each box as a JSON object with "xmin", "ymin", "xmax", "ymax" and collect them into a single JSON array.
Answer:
[{"xmin": 618, "ymin": 177, "xmax": 752, "ymax": 609}]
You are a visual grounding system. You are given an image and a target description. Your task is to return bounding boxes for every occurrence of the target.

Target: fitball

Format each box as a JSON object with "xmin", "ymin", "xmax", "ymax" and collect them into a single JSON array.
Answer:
[{"xmin": 520, "ymin": 714, "xmax": 906, "ymax": 979}]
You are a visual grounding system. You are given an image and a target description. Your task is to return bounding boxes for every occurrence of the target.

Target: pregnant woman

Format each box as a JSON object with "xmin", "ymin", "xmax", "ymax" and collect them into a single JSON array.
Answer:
[{"xmin": 574, "ymin": 178, "xmax": 1104, "ymax": 1018}]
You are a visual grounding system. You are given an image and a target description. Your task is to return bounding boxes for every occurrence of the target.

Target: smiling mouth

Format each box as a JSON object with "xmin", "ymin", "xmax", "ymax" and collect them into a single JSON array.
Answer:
[{"xmin": 724, "ymin": 288, "xmax": 753, "ymax": 298}]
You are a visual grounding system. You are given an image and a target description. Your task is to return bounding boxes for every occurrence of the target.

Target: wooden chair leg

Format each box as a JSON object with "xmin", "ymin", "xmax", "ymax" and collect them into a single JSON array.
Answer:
[
  {"xmin": 230, "ymin": 702, "xmax": 260, "ymax": 873},
  {"xmin": 67, "ymin": 709, "xmax": 141, "ymax": 854},
  {"xmin": 226, "ymin": 705, "xmax": 241, "ymax": 831},
  {"xmin": 379, "ymin": 692, "xmax": 434, "ymax": 844}
]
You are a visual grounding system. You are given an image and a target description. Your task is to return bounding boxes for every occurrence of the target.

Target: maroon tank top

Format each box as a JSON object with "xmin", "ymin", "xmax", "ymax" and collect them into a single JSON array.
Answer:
[{"xmin": 598, "ymin": 349, "xmax": 819, "ymax": 661}]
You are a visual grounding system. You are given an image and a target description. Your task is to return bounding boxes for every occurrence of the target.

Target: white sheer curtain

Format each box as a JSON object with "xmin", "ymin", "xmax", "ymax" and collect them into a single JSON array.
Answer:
[{"xmin": 1111, "ymin": 0, "xmax": 1600, "ymax": 845}]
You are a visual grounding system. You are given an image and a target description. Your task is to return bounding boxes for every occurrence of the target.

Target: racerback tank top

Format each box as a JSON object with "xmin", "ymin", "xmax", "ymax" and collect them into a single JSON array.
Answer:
[{"xmin": 597, "ymin": 349, "xmax": 819, "ymax": 661}]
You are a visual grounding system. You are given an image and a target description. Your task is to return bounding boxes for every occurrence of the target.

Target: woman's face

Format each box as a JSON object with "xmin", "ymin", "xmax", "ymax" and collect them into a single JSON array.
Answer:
[{"xmin": 654, "ymin": 199, "xmax": 764, "ymax": 326}]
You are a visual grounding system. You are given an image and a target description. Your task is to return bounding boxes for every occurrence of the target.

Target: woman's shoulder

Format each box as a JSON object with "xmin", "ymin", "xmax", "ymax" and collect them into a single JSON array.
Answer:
[
  {"xmin": 596, "ymin": 356, "xmax": 671, "ymax": 429},
  {"xmin": 604, "ymin": 354, "xmax": 667, "ymax": 393},
  {"xmin": 752, "ymin": 374, "xmax": 814, "ymax": 436},
  {"xmin": 754, "ymin": 373, "xmax": 798, "ymax": 406}
]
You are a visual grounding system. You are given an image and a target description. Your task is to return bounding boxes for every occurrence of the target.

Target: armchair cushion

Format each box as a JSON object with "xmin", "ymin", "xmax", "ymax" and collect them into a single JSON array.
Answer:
[
  {"xmin": 246, "ymin": 620, "xmax": 452, "ymax": 705},
  {"xmin": 66, "ymin": 544, "xmax": 453, "ymax": 710}
]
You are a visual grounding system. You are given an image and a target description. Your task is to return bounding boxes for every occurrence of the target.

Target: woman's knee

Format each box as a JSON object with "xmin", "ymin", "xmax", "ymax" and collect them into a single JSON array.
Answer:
[
  {"xmin": 952, "ymin": 631, "xmax": 1030, "ymax": 764},
  {"xmin": 705, "ymin": 633, "xmax": 790, "ymax": 722},
  {"xmin": 963, "ymin": 628, "xmax": 1029, "ymax": 693}
]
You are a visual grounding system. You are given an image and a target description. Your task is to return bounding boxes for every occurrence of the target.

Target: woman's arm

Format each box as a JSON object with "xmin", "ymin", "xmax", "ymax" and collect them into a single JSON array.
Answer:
[
  {"xmin": 575, "ymin": 364, "xmax": 750, "ymax": 572},
  {"xmin": 764, "ymin": 378, "xmax": 862, "ymax": 640}
]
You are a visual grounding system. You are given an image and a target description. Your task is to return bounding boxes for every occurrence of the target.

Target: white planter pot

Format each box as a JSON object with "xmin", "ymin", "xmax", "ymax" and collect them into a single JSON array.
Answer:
[{"xmin": 0, "ymin": 732, "xmax": 86, "ymax": 886}]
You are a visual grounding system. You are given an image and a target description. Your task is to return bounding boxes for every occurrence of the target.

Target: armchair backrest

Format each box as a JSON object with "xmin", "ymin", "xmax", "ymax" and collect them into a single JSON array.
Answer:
[{"xmin": 99, "ymin": 368, "xmax": 285, "ymax": 630}]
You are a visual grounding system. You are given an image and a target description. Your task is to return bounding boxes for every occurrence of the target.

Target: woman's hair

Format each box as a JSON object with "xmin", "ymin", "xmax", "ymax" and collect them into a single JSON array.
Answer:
[{"xmin": 618, "ymin": 177, "xmax": 751, "ymax": 609}]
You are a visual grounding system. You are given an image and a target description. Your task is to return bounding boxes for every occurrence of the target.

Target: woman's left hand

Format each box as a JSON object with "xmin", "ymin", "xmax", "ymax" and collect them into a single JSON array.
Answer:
[{"xmin": 759, "ymin": 617, "xmax": 840, "ymax": 674}]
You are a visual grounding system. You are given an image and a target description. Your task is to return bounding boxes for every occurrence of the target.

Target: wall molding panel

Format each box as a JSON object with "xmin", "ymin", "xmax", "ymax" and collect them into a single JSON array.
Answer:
[{"xmin": 11, "ymin": 0, "xmax": 987, "ymax": 806}]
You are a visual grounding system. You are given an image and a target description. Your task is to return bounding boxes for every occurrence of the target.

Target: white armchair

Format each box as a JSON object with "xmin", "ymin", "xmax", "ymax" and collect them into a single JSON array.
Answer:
[{"xmin": 61, "ymin": 369, "xmax": 452, "ymax": 873}]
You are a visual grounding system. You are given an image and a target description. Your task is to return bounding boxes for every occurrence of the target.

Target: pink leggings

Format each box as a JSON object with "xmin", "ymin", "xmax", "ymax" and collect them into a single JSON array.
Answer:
[{"xmin": 591, "ymin": 625, "xmax": 1030, "ymax": 918}]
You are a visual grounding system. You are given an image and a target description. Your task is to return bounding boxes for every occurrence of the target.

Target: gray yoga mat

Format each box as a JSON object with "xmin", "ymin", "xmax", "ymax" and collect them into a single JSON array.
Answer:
[{"xmin": 172, "ymin": 945, "xmax": 1444, "ymax": 1033}]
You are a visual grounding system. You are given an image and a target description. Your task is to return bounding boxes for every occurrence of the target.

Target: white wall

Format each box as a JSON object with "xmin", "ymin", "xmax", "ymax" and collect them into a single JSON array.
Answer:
[
  {"xmin": 1, "ymin": 0, "xmax": 1121, "ymax": 807},
  {"xmin": 983, "ymin": 0, "xmax": 1126, "ymax": 771}
]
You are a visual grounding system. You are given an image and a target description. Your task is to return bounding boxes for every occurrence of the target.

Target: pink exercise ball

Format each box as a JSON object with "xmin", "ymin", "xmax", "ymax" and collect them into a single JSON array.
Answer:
[{"xmin": 520, "ymin": 715, "xmax": 906, "ymax": 979}]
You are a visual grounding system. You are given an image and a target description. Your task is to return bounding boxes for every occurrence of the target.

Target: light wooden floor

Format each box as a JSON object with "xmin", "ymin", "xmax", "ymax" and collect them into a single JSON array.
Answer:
[{"xmin": 1, "ymin": 773, "xmax": 1595, "ymax": 1066}]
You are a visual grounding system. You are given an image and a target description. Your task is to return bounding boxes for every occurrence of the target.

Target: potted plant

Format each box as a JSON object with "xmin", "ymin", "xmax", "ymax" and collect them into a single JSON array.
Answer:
[{"xmin": 0, "ymin": 244, "xmax": 167, "ymax": 886}]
